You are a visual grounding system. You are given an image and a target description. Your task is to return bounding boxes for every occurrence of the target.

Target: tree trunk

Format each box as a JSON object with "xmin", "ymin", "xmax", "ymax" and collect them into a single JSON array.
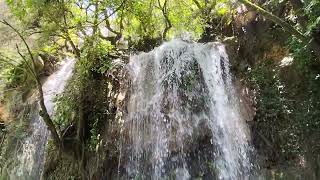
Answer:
[
  {"xmin": 66, "ymin": 34, "xmax": 81, "ymax": 59},
  {"xmin": 158, "ymin": 0, "xmax": 172, "ymax": 40},
  {"xmin": 38, "ymin": 82, "xmax": 61, "ymax": 146},
  {"xmin": 61, "ymin": 1, "xmax": 81, "ymax": 59}
]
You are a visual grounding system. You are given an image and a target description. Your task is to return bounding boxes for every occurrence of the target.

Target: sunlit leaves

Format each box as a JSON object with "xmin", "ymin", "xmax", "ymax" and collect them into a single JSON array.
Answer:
[
  {"xmin": 216, "ymin": 4, "xmax": 228, "ymax": 15},
  {"xmin": 5, "ymin": 0, "xmax": 242, "ymax": 45}
]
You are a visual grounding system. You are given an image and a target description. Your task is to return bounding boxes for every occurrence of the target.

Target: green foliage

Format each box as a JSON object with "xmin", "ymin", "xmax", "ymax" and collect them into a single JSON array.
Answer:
[
  {"xmin": 287, "ymin": 37, "xmax": 313, "ymax": 70},
  {"xmin": 53, "ymin": 34, "xmax": 113, "ymax": 154},
  {"xmin": 54, "ymin": 91, "xmax": 78, "ymax": 133},
  {"xmin": 0, "ymin": 51, "xmax": 36, "ymax": 102},
  {"xmin": 123, "ymin": 0, "xmax": 161, "ymax": 38},
  {"xmin": 241, "ymin": 0, "xmax": 320, "ymax": 164},
  {"xmin": 168, "ymin": 0, "xmax": 203, "ymax": 38},
  {"xmin": 249, "ymin": 56, "xmax": 320, "ymax": 165},
  {"xmin": 304, "ymin": 0, "xmax": 320, "ymax": 35},
  {"xmin": 78, "ymin": 38, "xmax": 113, "ymax": 76},
  {"xmin": 249, "ymin": 60, "xmax": 300, "ymax": 157},
  {"xmin": 5, "ymin": 0, "xmax": 240, "ymax": 55},
  {"xmin": 88, "ymin": 117, "xmax": 100, "ymax": 152},
  {"xmin": 116, "ymin": 0, "xmax": 207, "ymax": 40},
  {"xmin": 250, "ymin": 61, "xmax": 285, "ymax": 119},
  {"xmin": 6, "ymin": 0, "xmax": 83, "ymax": 57},
  {"xmin": 2, "ymin": 62, "xmax": 35, "ymax": 89},
  {"xmin": 285, "ymin": 0, "xmax": 320, "ymax": 69}
]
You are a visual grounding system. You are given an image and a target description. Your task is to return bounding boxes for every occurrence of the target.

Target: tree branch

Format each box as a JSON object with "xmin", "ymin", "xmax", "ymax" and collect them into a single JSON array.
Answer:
[
  {"xmin": 158, "ymin": 0, "xmax": 172, "ymax": 40},
  {"xmin": 192, "ymin": 0, "xmax": 202, "ymax": 9},
  {"xmin": 97, "ymin": 0, "xmax": 127, "ymax": 26}
]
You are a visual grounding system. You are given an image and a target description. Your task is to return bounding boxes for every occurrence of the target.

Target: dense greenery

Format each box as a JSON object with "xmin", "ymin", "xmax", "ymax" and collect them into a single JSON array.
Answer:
[{"xmin": 0, "ymin": 0, "xmax": 319, "ymax": 179}]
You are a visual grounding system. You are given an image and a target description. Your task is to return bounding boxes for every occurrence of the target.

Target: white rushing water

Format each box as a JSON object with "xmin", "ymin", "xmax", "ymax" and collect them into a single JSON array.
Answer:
[
  {"xmin": 120, "ymin": 40, "xmax": 252, "ymax": 179},
  {"xmin": 10, "ymin": 58, "xmax": 75, "ymax": 180}
]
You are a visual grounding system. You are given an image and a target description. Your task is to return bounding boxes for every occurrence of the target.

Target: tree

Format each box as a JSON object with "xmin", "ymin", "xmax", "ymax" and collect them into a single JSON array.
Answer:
[{"xmin": 0, "ymin": 20, "xmax": 61, "ymax": 146}]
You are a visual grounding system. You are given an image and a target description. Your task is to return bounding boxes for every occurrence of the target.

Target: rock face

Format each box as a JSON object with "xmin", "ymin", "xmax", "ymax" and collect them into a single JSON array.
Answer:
[
  {"xmin": 114, "ymin": 40, "xmax": 253, "ymax": 179},
  {"xmin": 8, "ymin": 59, "xmax": 75, "ymax": 180}
]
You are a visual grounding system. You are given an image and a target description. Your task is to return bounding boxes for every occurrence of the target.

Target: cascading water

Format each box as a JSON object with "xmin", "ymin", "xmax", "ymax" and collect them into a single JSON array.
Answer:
[
  {"xmin": 119, "ymin": 40, "xmax": 253, "ymax": 179},
  {"xmin": 10, "ymin": 58, "xmax": 75, "ymax": 180}
]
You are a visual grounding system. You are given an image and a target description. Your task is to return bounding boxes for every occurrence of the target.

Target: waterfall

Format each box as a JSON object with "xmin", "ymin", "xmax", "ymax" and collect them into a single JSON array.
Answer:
[
  {"xmin": 119, "ymin": 40, "xmax": 252, "ymax": 179},
  {"xmin": 10, "ymin": 58, "xmax": 75, "ymax": 180}
]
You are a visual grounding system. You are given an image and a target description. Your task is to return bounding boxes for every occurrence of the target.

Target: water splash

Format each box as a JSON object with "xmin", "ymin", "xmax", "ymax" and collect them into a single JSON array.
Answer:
[
  {"xmin": 119, "ymin": 40, "xmax": 252, "ymax": 179},
  {"xmin": 11, "ymin": 58, "xmax": 75, "ymax": 180}
]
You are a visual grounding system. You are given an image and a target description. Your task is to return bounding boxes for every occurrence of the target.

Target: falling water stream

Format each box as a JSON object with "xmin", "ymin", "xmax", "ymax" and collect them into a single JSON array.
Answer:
[
  {"xmin": 7, "ymin": 40, "xmax": 253, "ymax": 179},
  {"xmin": 120, "ymin": 40, "xmax": 253, "ymax": 179},
  {"xmin": 10, "ymin": 58, "xmax": 75, "ymax": 180}
]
